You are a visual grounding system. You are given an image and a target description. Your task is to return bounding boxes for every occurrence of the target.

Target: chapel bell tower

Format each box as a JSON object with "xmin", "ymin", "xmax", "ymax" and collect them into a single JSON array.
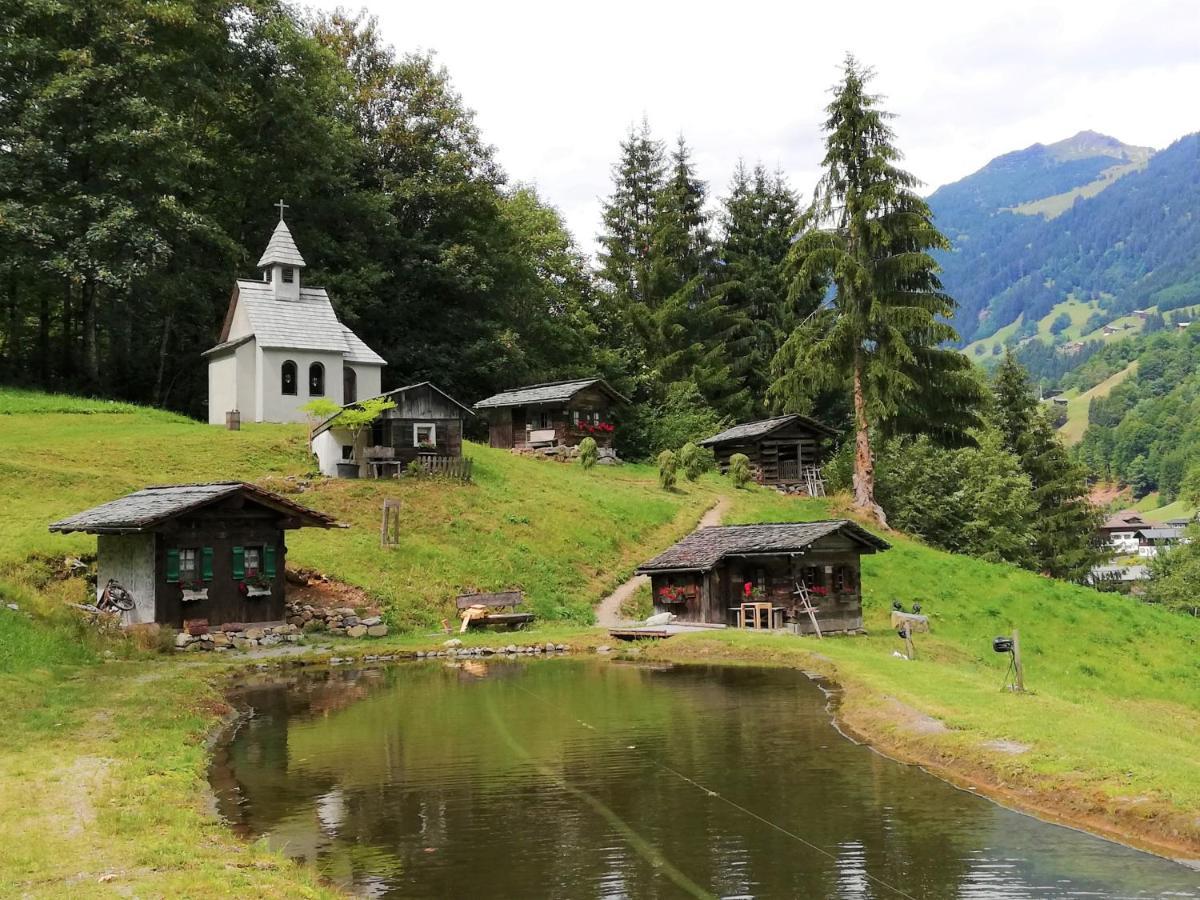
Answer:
[{"xmin": 257, "ymin": 200, "xmax": 306, "ymax": 301}]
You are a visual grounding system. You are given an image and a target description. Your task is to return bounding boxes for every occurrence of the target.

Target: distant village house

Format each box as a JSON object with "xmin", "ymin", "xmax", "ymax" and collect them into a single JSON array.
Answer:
[
  {"xmin": 49, "ymin": 483, "xmax": 337, "ymax": 628},
  {"xmin": 636, "ymin": 521, "xmax": 889, "ymax": 634},
  {"xmin": 204, "ymin": 207, "xmax": 385, "ymax": 424},
  {"xmin": 475, "ymin": 378, "xmax": 627, "ymax": 452}
]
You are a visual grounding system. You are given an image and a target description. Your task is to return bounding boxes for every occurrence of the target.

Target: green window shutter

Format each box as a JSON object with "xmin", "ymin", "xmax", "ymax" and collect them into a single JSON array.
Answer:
[
  {"xmin": 201, "ymin": 547, "xmax": 214, "ymax": 581},
  {"xmin": 232, "ymin": 546, "xmax": 245, "ymax": 580},
  {"xmin": 166, "ymin": 548, "xmax": 180, "ymax": 583},
  {"xmin": 264, "ymin": 545, "xmax": 277, "ymax": 579}
]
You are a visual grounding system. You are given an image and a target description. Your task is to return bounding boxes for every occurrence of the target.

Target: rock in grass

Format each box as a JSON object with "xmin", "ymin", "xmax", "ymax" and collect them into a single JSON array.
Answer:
[
  {"xmin": 361, "ymin": 616, "xmax": 383, "ymax": 627},
  {"xmin": 367, "ymin": 625, "xmax": 388, "ymax": 637},
  {"xmin": 443, "ymin": 638, "xmax": 463, "ymax": 648},
  {"xmin": 346, "ymin": 625, "xmax": 368, "ymax": 638}
]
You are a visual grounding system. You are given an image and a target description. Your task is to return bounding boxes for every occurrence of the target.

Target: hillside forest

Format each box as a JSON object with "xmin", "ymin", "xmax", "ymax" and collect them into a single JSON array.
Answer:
[{"xmin": 6, "ymin": 0, "xmax": 1199, "ymax": 589}]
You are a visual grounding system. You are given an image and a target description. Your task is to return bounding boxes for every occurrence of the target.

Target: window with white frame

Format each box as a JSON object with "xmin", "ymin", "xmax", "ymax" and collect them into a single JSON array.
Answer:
[
  {"xmin": 179, "ymin": 548, "xmax": 199, "ymax": 583},
  {"xmin": 413, "ymin": 423, "xmax": 436, "ymax": 449},
  {"xmin": 244, "ymin": 546, "xmax": 263, "ymax": 578}
]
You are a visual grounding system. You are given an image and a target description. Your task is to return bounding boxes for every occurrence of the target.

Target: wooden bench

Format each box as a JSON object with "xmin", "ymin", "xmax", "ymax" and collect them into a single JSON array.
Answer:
[{"xmin": 455, "ymin": 590, "xmax": 533, "ymax": 631}]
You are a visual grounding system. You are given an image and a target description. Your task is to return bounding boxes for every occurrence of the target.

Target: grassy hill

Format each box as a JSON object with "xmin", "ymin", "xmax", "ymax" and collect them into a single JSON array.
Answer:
[
  {"xmin": 1057, "ymin": 360, "xmax": 1138, "ymax": 444},
  {"xmin": 3, "ymin": 390, "xmax": 1200, "ymax": 892},
  {"xmin": 0, "ymin": 389, "xmax": 725, "ymax": 635}
]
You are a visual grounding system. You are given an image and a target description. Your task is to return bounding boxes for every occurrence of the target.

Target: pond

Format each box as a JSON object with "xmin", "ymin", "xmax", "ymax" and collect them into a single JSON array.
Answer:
[{"xmin": 211, "ymin": 659, "xmax": 1199, "ymax": 898}]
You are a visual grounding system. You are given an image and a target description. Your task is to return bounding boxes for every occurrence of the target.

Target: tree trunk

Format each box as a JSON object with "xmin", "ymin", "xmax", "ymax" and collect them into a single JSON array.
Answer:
[
  {"xmin": 3, "ymin": 268, "xmax": 18, "ymax": 378},
  {"xmin": 38, "ymin": 290, "xmax": 50, "ymax": 387},
  {"xmin": 81, "ymin": 277, "xmax": 99, "ymax": 384},
  {"xmin": 61, "ymin": 280, "xmax": 73, "ymax": 382},
  {"xmin": 153, "ymin": 311, "xmax": 173, "ymax": 405},
  {"xmin": 851, "ymin": 353, "xmax": 887, "ymax": 527}
]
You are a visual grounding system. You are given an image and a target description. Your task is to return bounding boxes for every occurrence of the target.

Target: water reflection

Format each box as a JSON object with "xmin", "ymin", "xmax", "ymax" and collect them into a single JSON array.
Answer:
[{"xmin": 212, "ymin": 660, "xmax": 1199, "ymax": 899}]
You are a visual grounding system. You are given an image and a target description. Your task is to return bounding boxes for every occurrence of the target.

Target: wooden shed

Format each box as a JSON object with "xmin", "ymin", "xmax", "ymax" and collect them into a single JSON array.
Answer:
[
  {"xmin": 699, "ymin": 414, "xmax": 838, "ymax": 490},
  {"xmin": 312, "ymin": 382, "xmax": 474, "ymax": 477},
  {"xmin": 475, "ymin": 378, "xmax": 627, "ymax": 450},
  {"xmin": 636, "ymin": 521, "xmax": 889, "ymax": 634},
  {"xmin": 49, "ymin": 482, "xmax": 338, "ymax": 628}
]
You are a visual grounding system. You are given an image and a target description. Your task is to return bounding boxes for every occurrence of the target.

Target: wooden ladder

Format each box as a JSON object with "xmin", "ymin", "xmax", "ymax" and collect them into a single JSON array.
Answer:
[
  {"xmin": 803, "ymin": 465, "xmax": 826, "ymax": 498},
  {"xmin": 792, "ymin": 581, "xmax": 823, "ymax": 639}
]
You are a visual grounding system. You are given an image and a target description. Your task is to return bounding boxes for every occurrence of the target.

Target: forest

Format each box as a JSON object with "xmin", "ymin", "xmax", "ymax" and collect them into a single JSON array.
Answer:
[{"xmin": 0, "ymin": 0, "xmax": 1103, "ymax": 580}]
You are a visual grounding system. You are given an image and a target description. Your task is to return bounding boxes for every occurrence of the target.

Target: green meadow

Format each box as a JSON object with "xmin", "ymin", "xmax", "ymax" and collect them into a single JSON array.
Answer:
[{"xmin": 2, "ymin": 391, "xmax": 1200, "ymax": 894}]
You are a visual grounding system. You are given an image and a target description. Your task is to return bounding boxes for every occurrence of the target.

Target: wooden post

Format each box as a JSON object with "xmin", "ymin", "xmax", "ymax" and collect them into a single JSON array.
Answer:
[
  {"xmin": 1011, "ymin": 628, "xmax": 1024, "ymax": 692},
  {"xmin": 903, "ymin": 623, "xmax": 915, "ymax": 661},
  {"xmin": 380, "ymin": 498, "xmax": 401, "ymax": 547}
]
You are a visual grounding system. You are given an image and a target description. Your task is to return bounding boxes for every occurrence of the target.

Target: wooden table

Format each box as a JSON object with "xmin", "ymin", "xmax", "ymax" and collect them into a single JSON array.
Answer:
[{"xmin": 367, "ymin": 460, "xmax": 401, "ymax": 479}]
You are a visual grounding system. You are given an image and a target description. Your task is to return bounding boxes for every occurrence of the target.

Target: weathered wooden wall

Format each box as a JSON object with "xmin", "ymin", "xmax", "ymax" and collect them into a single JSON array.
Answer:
[
  {"xmin": 649, "ymin": 534, "xmax": 865, "ymax": 633},
  {"xmin": 152, "ymin": 502, "xmax": 287, "ymax": 627},
  {"xmin": 710, "ymin": 421, "xmax": 826, "ymax": 484}
]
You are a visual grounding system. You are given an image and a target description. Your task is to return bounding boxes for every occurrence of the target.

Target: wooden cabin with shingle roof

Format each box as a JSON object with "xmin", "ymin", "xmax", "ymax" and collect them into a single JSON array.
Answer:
[
  {"xmin": 475, "ymin": 377, "xmax": 628, "ymax": 450},
  {"xmin": 636, "ymin": 521, "xmax": 889, "ymax": 633},
  {"xmin": 699, "ymin": 414, "xmax": 838, "ymax": 490},
  {"xmin": 50, "ymin": 483, "xmax": 337, "ymax": 628}
]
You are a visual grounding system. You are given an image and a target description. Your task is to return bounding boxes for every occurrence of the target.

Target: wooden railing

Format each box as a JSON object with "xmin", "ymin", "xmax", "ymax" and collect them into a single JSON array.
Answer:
[
  {"xmin": 419, "ymin": 455, "xmax": 473, "ymax": 483},
  {"xmin": 778, "ymin": 460, "xmax": 801, "ymax": 482}
]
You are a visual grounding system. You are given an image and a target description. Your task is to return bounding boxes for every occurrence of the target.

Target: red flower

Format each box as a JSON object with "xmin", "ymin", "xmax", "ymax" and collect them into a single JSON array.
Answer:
[{"xmin": 743, "ymin": 581, "xmax": 753, "ymax": 597}]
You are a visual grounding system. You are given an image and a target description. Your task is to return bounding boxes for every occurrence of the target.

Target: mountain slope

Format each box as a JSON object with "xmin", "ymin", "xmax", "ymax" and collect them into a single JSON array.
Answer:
[{"xmin": 930, "ymin": 132, "xmax": 1200, "ymax": 347}]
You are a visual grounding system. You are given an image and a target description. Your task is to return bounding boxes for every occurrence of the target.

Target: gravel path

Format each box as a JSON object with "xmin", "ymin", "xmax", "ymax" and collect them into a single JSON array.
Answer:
[{"xmin": 594, "ymin": 496, "xmax": 730, "ymax": 628}]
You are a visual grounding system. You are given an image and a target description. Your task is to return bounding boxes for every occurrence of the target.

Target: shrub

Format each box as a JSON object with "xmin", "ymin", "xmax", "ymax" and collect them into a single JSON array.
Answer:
[
  {"xmin": 405, "ymin": 459, "xmax": 423, "ymax": 478},
  {"xmin": 728, "ymin": 453, "xmax": 752, "ymax": 489},
  {"xmin": 657, "ymin": 449, "xmax": 678, "ymax": 490},
  {"xmin": 578, "ymin": 437, "xmax": 598, "ymax": 470},
  {"xmin": 678, "ymin": 441, "xmax": 713, "ymax": 481}
]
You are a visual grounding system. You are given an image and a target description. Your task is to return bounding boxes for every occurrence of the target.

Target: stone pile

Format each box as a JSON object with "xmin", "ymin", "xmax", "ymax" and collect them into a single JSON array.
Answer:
[
  {"xmin": 173, "ymin": 622, "xmax": 302, "ymax": 652},
  {"xmin": 284, "ymin": 601, "xmax": 389, "ymax": 638},
  {"xmin": 512, "ymin": 445, "xmax": 621, "ymax": 465},
  {"xmin": 415, "ymin": 639, "xmax": 571, "ymax": 658}
]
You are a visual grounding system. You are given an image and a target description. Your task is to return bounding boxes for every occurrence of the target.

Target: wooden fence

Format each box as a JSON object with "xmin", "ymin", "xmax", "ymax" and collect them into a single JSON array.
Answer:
[{"xmin": 418, "ymin": 455, "xmax": 473, "ymax": 483}]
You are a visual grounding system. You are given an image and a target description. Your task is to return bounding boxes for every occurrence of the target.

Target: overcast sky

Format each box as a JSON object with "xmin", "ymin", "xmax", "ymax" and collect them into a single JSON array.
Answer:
[{"xmin": 308, "ymin": 0, "xmax": 1199, "ymax": 251}]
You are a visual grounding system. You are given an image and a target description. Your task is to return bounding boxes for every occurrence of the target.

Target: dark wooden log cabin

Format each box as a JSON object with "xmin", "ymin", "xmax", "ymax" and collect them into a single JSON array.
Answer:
[
  {"xmin": 636, "ymin": 521, "xmax": 889, "ymax": 634},
  {"xmin": 699, "ymin": 414, "xmax": 838, "ymax": 488},
  {"xmin": 312, "ymin": 381, "xmax": 474, "ymax": 476},
  {"xmin": 49, "ymin": 482, "xmax": 337, "ymax": 628},
  {"xmin": 475, "ymin": 378, "xmax": 628, "ymax": 450}
]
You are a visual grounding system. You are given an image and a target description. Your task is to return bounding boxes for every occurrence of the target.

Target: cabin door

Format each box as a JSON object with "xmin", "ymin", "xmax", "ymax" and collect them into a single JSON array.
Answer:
[
  {"xmin": 512, "ymin": 407, "xmax": 527, "ymax": 447},
  {"xmin": 777, "ymin": 443, "xmax": 801, "ymax": 483}
]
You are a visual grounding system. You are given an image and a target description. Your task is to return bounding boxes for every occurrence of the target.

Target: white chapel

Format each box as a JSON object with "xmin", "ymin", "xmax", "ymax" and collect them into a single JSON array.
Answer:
[{"xmin": 204, "ymin": 208, "xmax": 385, "ymax": 424}]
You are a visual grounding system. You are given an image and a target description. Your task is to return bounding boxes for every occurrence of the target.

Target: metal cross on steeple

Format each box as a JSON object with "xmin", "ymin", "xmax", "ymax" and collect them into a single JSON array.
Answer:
[{"xmin": 275, "ymin": 199, "xmax": 289, "ymax": 221}]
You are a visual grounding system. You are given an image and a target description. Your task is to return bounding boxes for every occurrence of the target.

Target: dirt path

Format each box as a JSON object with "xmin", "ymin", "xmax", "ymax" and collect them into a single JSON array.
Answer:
[{"xmin": 595, "ymin": 496, "xmax": 730, "ymax": 628}]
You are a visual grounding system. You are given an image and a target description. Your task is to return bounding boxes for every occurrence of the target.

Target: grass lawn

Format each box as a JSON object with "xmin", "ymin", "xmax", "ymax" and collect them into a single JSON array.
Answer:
[
  {"xmin": 1058, "ymin": 360, "xmax": 1138, "ymax": 444},
  {"xmin": 3, "ymin": 392, "xmax": 1200, "ymax": 894}
]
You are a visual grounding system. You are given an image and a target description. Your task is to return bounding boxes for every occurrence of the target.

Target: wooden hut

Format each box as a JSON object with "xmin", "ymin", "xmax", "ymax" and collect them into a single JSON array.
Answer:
[
  {"xmin": 312, "ymin": 382, "xmax": 474, "ymax": 477},
  {"xmin": 475, "ymin": 378, "xmax": 627, "ymax": 450},
  {"xmin": 49, "ymin": 482, "xmax": 338, "ymax": 628},
  {"xmin": 699, "ymin": 414, "xmax": 838, "ymax": 490},
  {"xmin": 636, "ymin": 521, "xmax": 889, "ymax": 634}
]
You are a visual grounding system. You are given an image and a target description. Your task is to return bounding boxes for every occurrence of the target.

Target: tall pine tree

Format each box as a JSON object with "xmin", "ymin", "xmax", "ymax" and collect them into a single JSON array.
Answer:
[
  {"xmin": 715, "ymin": 162, "xmax": 815, "ymax": 416},
  {"xmin": 771, "ymin": 55, "xmax": 981, "ymax": 524},
  {"xmin": 992, "ymin": 351, "xmax": 1103, "ymax": 580}
]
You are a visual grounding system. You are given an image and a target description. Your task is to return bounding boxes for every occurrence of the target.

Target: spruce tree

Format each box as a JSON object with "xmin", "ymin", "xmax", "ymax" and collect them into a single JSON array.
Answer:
[
  {"xmin": 992, "ymin": 351, "xmax": 1103, "ymax": 579},
  {"xmin": 771, "ymin": 55, "xmax": 981, "ymax": 524},
  {"xmin": 715, "ymin": 162, "xmax": 814, "ymax": 415}
]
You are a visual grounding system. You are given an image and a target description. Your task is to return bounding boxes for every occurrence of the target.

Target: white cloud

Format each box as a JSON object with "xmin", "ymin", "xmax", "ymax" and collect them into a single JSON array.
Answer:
[{"xmin": 306, "ymin": 0, "xmax": 1200, "ymax": 250}]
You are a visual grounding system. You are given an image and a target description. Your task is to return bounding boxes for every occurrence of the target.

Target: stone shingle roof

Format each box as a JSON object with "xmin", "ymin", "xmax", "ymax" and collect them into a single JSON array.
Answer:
[
  {"xmin": 256, "ymin": 219, "xmax": 307, "ymax": 268},
  {"xmin": 699, "ymin": 414, "xmax": 838, "ymax": 446},
  {"xmin": 340, "ymin": 325, "xmax": 385, "ymax": 365},
  {"xmin": 475, "ymin": 378, "xmax": 628, "ymax": 409},
  {"xmin": 223, "ymin": 281, "xmax": 385, "ymax": 364},
  {"xmin": 312, "ymin": 382, "xmax": 475, "ymax": 438},
  {"xmin": 636, "ymin": 521, "xmax": 890, "ymax": 573},
  {"xmin": 49, "ymin": 482, "xmax": 337, "ymax": 535}
]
